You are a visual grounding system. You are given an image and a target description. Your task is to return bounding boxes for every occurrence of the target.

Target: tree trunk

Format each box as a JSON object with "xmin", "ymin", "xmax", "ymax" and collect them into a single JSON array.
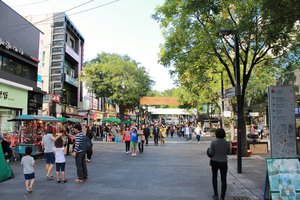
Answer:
[{"xmin": 119, "ymin": 105, "xmax": 125, "ymax": 133}]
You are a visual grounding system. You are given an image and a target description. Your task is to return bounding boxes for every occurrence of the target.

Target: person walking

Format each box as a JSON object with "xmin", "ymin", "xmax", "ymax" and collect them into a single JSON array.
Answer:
[
  {"xmin": 208, "ymin": 128, "xmax": 230, "ymax": 200},
  {"xmin": 53, "ymin": 137, "xmax": 67, "ymax": 183},
  {"xmin": 130, "ymin": 127, "xmax": 138, "ymax": 157},
  {"xmin": 138, "ymin": 127, "xmax": 145, "ymax": 153},
  {"xmin": 143, "ymin": 125, "xmax": 150, "ymax": 146},
  {"xmin": 85, "ymin": 126, "xmax": 93, "ymax": 162},
  {"xmin": 183, "ymin": 124, "xmax": 190, "ymax": 141},
  {"xmin": 21, "ymin": 146, "xmax": 35, "ymax": 193},
  {"xmin": 72, "ymin": 124, "xmax": 88, "ymax": 183},
  {"xmin": 160, "ymin": 125, "xmax": 166, "ymax": 146},
  {"xmin": 122, "ymin": 126, "xmax": 131, "ymax": 154},
  {"xmin": 153, "ymin": 124, "xmax": 160, "ymax": 146},
  {"xmin": 42, "ymin": 125, "xmax": 59, "ymax": 180},
  {"xmin": 195, "ymin": 124, "xmax": 202, "ymax": 143}
]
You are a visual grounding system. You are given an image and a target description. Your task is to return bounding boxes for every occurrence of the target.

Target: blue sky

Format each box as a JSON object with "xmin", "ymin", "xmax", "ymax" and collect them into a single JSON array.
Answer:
[{"xmin": 3, "ymin": 0, "xmax": 175, "ymax": 91}]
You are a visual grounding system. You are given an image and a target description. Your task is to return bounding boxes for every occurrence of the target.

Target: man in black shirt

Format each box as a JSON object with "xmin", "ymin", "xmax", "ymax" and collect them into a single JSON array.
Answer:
[{"xmin": 143, "ymin": 125, "xmax": 151, "ymax": 146}]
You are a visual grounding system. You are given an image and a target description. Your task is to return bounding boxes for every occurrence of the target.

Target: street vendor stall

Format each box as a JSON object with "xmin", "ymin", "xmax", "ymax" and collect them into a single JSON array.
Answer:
[{"xmin": 7, "ymin": 115, "xmax": 58, "ymax": 159}]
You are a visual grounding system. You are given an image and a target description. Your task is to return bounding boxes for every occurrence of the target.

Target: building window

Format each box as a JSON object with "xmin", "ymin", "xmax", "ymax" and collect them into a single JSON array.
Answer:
[
  {"xmin": 53, "ymin": 28, "xmax": 64, "ymax": 34},
  {"xmin": 51, "ymin": 62, "xmax": 62, "ymax": 68},
  {"xmin": 51, "ymin": 75, "xmax": 61, "ymax": 81},
  {"xmin": 52, "ymin": 48, "xmax": 62, "ymax": 54},
  {"xmin": 52, "ymin": 41, "xmax": 64, "ymax": 47},
  {"xmin": 52, "ymin": 55, "xmax": 63, "ymax": 60},
  {"xmin": 51, "ymin": 68, "xmax": 61, "ymax": 74},
  {"xmin": 53, "ymin": 34, "xmax": 64, "ymax": 40},
  {"xmin": 53, "ymin": 83, "xmax": 62, "ymax": 89},
  {"xmin": 70, "ymin": 38, "xmax": 75, "ymax": 49},
  {"xmin": 53, "ymin": 22, "xmax": 64, "ymax": 28}
]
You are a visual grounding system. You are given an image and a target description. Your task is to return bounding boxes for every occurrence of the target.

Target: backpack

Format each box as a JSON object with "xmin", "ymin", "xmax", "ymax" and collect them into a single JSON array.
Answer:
[{"xmin": 80, "ymin": 135, "xmax": 92, "ymax": 151}]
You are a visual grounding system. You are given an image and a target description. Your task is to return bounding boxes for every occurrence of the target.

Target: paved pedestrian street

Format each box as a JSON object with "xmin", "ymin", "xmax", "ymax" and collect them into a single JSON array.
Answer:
[{"xmin": 0, "ymin": 137, "xmax": 266, "ymax": 200}]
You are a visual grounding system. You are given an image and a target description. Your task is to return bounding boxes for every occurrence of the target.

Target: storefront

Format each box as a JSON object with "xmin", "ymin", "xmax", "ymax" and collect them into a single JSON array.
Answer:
[{"xmin": 0, "ymin": 82, "xmax": 29, "ymax": 134}]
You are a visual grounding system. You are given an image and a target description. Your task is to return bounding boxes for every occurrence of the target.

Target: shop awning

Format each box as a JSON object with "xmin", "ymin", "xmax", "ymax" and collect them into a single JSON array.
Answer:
[{"xmin": 8, "ymin": 115, "xmax": 58, "ymax": 122}]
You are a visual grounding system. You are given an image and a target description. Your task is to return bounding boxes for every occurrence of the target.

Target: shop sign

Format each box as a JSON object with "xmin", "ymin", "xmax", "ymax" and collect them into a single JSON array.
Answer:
[
  {"xmin": 0, "ymin": 37, "xmax": 24, "ymax": 55},
  {"xmin": 0, "ymin": 37, "xmax": 39, "ymax": 63},
  {"xmin": 0, "ymin": 90, "xmax": 9, "ymax": 100},
  {"xmin": 43, "ymin": 94, "xmax": 51, "ymax": 103},
  {"xmin": 51, "ymin": 95, "xmax": 60, "ymax": 103},
  {"xmin": 0, "ymin": 83, "xmax": 28, "ymax": 113},
  {"xmin": 64, "ymin": 105, "xmax": 78, "ymax": 115},
  {"xmin": 249, "ymin": 112, "xmax": 259, "ymax": 117}
]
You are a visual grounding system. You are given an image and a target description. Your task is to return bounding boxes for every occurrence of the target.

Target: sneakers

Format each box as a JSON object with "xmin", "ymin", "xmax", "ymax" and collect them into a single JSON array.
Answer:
[
  {"xmin": 131, "ymin": 153, "xmax": 137, "ymax": 157},
  {"xmin": 86, "ymin": 159, "xmax": 91, "ymax": 162},
  {"xmin": 26, "ymin": 187, "xmax": 32, "ymax": 193}
]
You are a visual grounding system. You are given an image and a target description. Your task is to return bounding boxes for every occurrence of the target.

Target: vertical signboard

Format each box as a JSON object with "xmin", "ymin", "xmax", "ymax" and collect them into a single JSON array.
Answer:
[
  {"xmin": 268, "ymin": 86, "xmax": 297, "ymax": 158},
  {"xmin": 37, "ymin": 32, "xmax": 44, "ymax": 89}
]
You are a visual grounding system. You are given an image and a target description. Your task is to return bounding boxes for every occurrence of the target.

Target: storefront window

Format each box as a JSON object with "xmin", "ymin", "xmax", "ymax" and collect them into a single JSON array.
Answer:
[{"xmin": 0, "ymin": 108, "xmax": 17, "ymax": 134}]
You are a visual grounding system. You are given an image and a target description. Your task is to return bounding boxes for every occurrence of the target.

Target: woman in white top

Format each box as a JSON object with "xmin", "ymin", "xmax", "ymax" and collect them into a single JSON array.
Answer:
[
  {"xmin": 53, "ymin": 137, "xmax": 67, "ymax": 183},
  {"xmin": 195, "ymin": 125, "xmax": 202, "ymax": 143}
]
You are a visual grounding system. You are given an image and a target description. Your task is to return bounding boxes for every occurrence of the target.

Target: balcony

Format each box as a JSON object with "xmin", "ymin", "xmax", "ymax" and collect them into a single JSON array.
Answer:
[
  {"xmin": 64, "ymin": 74, "xmax": 78, "ymax": 87},
  {"xmin": 65, "ymin": 43, "xmax": 80, "ymax": 62}
]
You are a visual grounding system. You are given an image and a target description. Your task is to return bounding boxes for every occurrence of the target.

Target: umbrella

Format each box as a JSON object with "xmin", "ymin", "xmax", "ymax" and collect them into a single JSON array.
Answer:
[
  {"xmin": 57, "ymin": 117, "xmax": 67, "ymax": 123},
  {"xmin": 7, "ymin": 115, "xmax": 35, "ymax": 121},
  {"xmin": 124, "ymin": 120, "xmax": 134, "ymax": 124},
  {"xmin": 33, "ymin": 115, "xmax": 59, "ymax": 122},
  {"xmin": 66, "ymin": 118, "xmax": 81, "ymax": 123},
  {"xmin": 102, "ymin": 117, "xmax": 121, "ymax": 124}
]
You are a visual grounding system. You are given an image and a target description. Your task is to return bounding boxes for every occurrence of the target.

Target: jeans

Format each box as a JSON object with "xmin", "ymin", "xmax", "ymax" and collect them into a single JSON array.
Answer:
[
  {"xmin": 196, "ymin": 135, "xmax": 201, "ymax": 142},
  {"xmin": 138, "ymin": 141, "xmax": 144, "ymax": 153},
  {"xmin": 211, "ymin": 160, "xmax": 228, "ymax": 199},
  {"xmin": 75, "ymin": 151, "xmax": 88, "ymax": 180}
]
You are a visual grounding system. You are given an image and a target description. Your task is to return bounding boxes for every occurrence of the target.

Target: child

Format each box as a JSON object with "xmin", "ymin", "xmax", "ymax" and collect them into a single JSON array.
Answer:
[
  {"xmin": 130, "ymin": 127, "xmax": 138, "ymax": 157},
  {"xmin": 21, "ymin": 146, "xmax": 35, "ymax": 193},
  {"xmin": 53, "ymin": 137, "xmax": 67, "ymax": 183},
  {"xmin": 122, "ymin": 126, "xmax": 131, "ymax": 154}
]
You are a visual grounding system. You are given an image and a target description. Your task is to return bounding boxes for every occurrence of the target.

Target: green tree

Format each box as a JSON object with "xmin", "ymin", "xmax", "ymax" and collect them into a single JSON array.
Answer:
[
  {"xmin": 82, "ymin": 52, "xmax": 153, "ymax": 130},
  {"xmin": 153, "ymin": 0, "xmax": 300, "ymax": 156}
]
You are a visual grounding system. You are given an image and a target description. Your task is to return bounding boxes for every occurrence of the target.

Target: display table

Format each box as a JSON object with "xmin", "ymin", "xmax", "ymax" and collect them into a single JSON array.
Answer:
[{"xmin": 16, "ymin": 143, "xmax": 43, "ymax": 158}]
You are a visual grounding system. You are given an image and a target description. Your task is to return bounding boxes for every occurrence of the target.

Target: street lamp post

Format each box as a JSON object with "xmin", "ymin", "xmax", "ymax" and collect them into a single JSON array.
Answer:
[
  {"xmin": 221, "ymin": 71, "xmax": 225, "ymax": 129},
  {"xmin": 219, "ymin": 30, "xmax": 243, "ymax": 174}
]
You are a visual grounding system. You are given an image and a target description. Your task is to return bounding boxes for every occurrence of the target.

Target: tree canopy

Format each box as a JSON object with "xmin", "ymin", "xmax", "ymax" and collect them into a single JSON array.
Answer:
[
  {"xmin": 82, "ymin": 52, "xmax": 153, "ymax": 110},
  {"xmin": 153, "ymin": 0, "xmax": 300, "ymax": 155}
]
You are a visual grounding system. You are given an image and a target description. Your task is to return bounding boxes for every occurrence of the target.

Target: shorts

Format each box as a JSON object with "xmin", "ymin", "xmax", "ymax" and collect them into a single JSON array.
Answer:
[
  {"xmin": 45, "ymin": 152, "xmax": 55, "ymax": 164},
  {"xmin": 24, "ymin": 173, "xmax": 35, "ymax": 180},
  {"xmin": 131, "ymin": 142, "xmax": 137, "ymax": 149},
  {"xmin": 56, "ymin": 162, "xmax": 66, "ymax": 172}
]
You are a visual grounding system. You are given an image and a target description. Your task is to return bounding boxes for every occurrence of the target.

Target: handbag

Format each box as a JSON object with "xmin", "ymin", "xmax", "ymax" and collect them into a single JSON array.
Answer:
[{"xmin": 207, "ymin": 147, "xmax": 213, "ymax": 158}]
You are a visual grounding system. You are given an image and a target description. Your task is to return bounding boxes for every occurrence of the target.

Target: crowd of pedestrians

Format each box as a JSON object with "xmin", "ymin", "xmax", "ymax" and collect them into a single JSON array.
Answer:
[{"xmin": 9, "ymin": 120, "xmax": 211, "ymax": 194}]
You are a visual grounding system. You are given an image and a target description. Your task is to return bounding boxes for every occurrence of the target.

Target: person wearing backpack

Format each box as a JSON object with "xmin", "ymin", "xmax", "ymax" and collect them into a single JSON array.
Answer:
[{"xmin": 72, "ymin": 124, "xmax": 87, "ymax": 183}]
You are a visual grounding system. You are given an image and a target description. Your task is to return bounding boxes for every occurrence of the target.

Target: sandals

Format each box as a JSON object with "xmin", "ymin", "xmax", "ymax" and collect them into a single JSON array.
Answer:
[
  {"xmin": 47, "ymin": 176, "xmax": 54, "ymax": 180},
  {"xmin": 74, "ymin": 179, "xmax": 84, "ymax": 183}
]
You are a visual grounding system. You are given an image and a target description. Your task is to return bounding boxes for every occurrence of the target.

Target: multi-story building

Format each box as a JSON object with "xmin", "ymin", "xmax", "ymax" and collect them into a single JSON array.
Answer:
[
  {"xmin": 0, "ymin": 1, "xmax": 44, "ymax": 134},
  {"xmin": 25, "ymin": 13, "xmax": 84, "ymax": 117}
]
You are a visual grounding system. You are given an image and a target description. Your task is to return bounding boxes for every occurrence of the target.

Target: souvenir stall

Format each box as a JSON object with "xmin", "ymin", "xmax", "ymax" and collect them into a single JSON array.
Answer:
[{"xmin": 7, "ymin": 115, "xmax": 58, "ymax": 158}]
